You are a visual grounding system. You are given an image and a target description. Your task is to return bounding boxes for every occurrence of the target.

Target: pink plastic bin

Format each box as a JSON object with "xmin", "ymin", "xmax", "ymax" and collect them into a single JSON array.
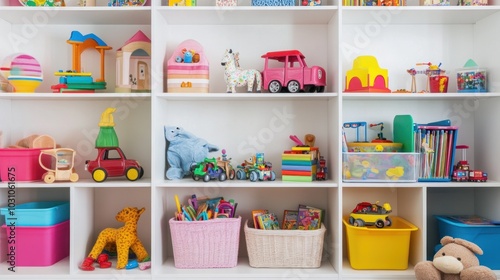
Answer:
[
  {"xmin": 2, "ymin": 220, "xmax": 69, "ymax": 266},
  {"xmin": 0, "ymin": 148, "xmax": 50, "ymax": 182},
  {"xmin": 169, "ymin": 216, "xmax": 241, "ymax": 268}
]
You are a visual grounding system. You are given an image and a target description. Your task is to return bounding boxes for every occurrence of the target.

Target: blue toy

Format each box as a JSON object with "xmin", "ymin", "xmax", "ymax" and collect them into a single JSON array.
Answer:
[{"xmin": 164, "ymin": 126, "xmax": 219, "ymax": 180}]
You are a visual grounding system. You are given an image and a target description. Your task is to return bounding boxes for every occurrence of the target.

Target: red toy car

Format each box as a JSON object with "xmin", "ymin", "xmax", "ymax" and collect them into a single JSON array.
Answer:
[
  {"xmin": 85, "ymin": 147, "xmax": 144, "ymax": 182},
  {"xmin": 261, "ymin": 50, "xmax": 326, "ymax": 93}
]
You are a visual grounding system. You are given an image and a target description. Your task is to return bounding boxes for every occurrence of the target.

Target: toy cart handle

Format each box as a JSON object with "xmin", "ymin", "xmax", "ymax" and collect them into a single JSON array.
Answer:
[{"xmin": 38, "ymin": 149, "xmax": 54, "ymax": 172}]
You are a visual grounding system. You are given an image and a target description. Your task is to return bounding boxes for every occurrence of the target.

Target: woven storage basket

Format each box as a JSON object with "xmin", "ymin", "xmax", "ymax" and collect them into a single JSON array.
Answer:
[
  {"xmin": 244, "ymin": 220, "xmax": 326, "ymax": 268},
  {"xmin": 169, "ymin": 216, "xmax": 241, "ymax": 268}
]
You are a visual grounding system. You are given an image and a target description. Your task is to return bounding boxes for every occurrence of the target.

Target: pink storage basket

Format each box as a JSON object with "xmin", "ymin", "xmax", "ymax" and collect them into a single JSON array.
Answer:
[
  {"xmin": 2, "ymin": 220, "xmax": 69, "ymax": 266},
  {"xmin": 169, "ymin": 216, "xmax": 241, "ymax": 268},
  {"xmin": 0, "ymin": 148, "xmax": 50, "ymax": 182}
]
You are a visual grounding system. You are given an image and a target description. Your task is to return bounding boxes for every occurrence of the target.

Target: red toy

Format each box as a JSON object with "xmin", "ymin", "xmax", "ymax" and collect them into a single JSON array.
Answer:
[{"xmin": 452, "ymin": 145, "xmax": 487, "ymax": 182}]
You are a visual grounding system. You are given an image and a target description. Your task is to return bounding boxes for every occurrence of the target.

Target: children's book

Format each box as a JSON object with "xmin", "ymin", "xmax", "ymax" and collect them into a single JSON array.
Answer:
[
  {"xmin": 282, "ymin": 210, "xmax": 298, "ymax": 229},
  {"xmin": 257, "ymin": 213, "xmax": 280, "ymax": 230},
  {"xmin": 297, "ymin": 205, "xmax": 324, "ymax": 230},
  {"xmin": 251, "ymin": 209, "xmax": 268, "ymax": 229}
]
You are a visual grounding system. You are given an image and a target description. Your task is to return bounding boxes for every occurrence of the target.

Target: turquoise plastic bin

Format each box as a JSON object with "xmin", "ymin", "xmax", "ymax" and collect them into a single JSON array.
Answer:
[{"xmin": 0, "ymin": 201, "xmax": 69, "ymax": 226}]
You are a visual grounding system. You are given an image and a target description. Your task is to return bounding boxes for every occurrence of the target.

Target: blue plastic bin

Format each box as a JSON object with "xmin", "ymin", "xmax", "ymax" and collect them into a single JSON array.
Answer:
[
  {"xmin": 0, "ymin": 201, "xmax": 69, "ymax": 226},
  {"xmin": 435, "ymin": 215, "xmax": 500, "ymax": 270}
]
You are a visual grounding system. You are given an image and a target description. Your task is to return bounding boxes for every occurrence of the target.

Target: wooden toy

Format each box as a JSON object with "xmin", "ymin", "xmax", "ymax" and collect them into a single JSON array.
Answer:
[
  {"xmin": 51, "ymin": 31, "xmax": 112, "ymax": 93},
  {"xmin": 0, "ymin": 53, "xmax": 43, "ymax": 93},
  {"xmin": 166, "ymin": 39, "xmax": 209, "ymax": 93},
  {"xmin": 39, "ymin": 148, "xmax": 79, "ymax": 183},
  {"xmin": 407, "ymin": 62, "xmax": 447, "ymax": 93},
  {"xmin": 115, "ymin": 30, "xmax": 151, "ymax": 93},
  {"xmin": 221, "ymin": 49, "xmax": 262, "ymax": 93},
  {"xmin": 344, "ymin": 55, "xmax": 391, "ymax": 93}
]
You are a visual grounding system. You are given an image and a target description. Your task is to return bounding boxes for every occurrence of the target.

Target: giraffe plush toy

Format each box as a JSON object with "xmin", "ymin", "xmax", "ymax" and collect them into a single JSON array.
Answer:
[{"xmin": 80, "ymin": 207, "xmax": 150, "ymax": 270}]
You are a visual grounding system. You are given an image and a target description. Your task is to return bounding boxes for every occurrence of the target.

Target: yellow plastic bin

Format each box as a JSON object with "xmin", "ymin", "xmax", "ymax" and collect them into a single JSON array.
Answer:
[{"xmin": 343, "ymin": 216, "xmax": 418, "ymax": 270}]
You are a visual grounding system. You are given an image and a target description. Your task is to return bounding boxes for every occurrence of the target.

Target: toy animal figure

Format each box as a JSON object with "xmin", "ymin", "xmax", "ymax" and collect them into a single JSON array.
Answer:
[
  {"xmin": 221, "ymin": 49, "xmax": 262, "ymax": 93},
  {"xmin": 415, "ymin": 236, "xmax": 496, "ymax": 280},
  {"xmin": 164, "ymin": 126, "xmax": 219, "ymax": 179},
  {"xmin": 80, "ymin": 207, "xmax": 150, "ymax": 270}
]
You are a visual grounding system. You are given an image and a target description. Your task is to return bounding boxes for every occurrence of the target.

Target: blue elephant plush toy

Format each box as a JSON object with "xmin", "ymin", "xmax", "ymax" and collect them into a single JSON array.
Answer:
[{"xmin": 164, "ymin": 126, "xmax": 219, "ymax": 180}]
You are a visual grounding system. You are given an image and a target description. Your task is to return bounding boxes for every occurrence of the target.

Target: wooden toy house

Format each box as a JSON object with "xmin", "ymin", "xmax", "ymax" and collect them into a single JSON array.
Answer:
[{"xmin": 115, "ymin": 30, "xmax": 151, "ymax": 93}]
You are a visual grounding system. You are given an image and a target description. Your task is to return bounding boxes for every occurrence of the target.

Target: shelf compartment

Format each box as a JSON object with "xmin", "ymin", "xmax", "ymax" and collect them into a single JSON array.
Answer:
[
  {"xmin": 0, "ymin": 7, "xmax": 151, "ymax": 25},
  {"xmin": 155, "ymin": 6, "xmax": 338, "ymax": 25},
  {"xmin": 342, "ymin": 6, "xmax": 500, "ymax": 24}
]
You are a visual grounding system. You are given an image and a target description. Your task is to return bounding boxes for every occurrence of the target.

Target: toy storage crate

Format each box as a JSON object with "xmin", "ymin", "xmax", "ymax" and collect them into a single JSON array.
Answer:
[
  {"xmin": 244, "ymin": 221, "xmax": 326, "ymax": 268},
  {"xmin": 1, "ymin": 220, "xmax": 69, "ymax": 266},
  {"xmin": 169, "ymin": 216, "xmax": 241, "ymax": 268},
  {"xmin": 343, "ymin": 216, "xmax": 417, "ymax": 270},
  {"xmin": 435, "ymin": 215, "xmax": 500, "ymax": 269},
  {"xmin": 252, "ymin": 0, "xmax": 295, "ymax": 5},
  {"xmin": 0, "ymin": 201, "xmax": 69, "ymax": 226},
  {"xmin": 342, "ymin": 152, "xmax": 418, "ymax": 182},
  {"xmin": 0, "ymin": 148, "xmax": 50, "ymax": 182}
]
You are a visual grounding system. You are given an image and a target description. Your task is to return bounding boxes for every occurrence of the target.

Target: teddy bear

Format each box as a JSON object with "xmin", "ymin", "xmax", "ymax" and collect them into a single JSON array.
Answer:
[
  {"xmin": 414, "ymin": 236, "xmax": 497, "ymax": 280},
  {"xmin": 164, "ymin": 126, "xmax": 219, "ymax": 179}
]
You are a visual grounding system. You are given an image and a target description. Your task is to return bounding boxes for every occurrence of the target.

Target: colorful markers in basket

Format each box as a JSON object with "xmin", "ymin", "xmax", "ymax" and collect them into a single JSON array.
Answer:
[{"xmin": 174, "ymin": 194, "xmax": 238, "ymax": 221}]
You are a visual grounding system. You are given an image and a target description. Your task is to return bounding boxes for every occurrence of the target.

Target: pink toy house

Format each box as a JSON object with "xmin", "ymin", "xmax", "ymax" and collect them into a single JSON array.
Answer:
[
  {"xmin": 115, "ymin": 30, "xmax": 151, "ymax": 93},
  {"xmin": 345, "ymin": 55, "xmax": 391, "ymax": 93},
  {"xmin": 166, "ymin": 39, "xmax": 209, "ymax": 93}
]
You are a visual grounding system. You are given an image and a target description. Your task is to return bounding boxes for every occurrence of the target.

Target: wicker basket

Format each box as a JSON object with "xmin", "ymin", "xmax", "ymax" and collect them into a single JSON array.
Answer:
[
  {"xmin": 169, "ymin": 216, "xmax": 241, "ymax": 268},
  {"xmin": 244, "ymin": 220, "xmax": 326, "ymax": 268}
]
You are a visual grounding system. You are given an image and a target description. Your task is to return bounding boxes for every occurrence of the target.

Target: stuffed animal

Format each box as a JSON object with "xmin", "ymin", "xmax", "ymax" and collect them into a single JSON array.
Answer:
[
  {"xmin": 414, "ymin": 236, "xmax": 497, "ymax": 280},
  {"xmin": 164, "ymin": 126, "xmax": 219, "ymax": 179},
  {"xmin": 80, "ymin": 207, "xmax": 150, "ymax": 270}
]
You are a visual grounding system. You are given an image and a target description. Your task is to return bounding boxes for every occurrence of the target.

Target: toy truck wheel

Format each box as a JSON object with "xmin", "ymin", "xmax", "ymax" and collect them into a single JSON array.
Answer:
[
  {"xmin": 287, "ymin": 80, "xmax": 300, "ymax": 93},
  {"xmin": 139, "ymin": 167, "xmax": 144, "ymax": 179},
  {"xmin": 386, "ymin": 217, "xmax": 392, "ymax": 226},
  {"xmin": 228, "ymin": 169, "xmax": 236, "ymax": 180},
  {"xmin": 92, "ymin": 168, "xmax": 108, "ymax": 183},
  {"xmin": 349, "ymin": 216, "xmax": 355, "ymax": 225},
  {"xmin": 126, "ymin": 167, "xmax": 140, "ymax": 181},
  {"xmin": 69, "ymin": 173, "xmax": 79, "ymax": 182},
  {"xmin": 43, "ymin": 172, "xmax": 55, "ymax": 183},
  {"xmin": 353, "ymin": 219, "xmax": 365, "ymax": 227},
  {"xmin": 249, "ymin": 171, "xmax": 259, "ymax": 182},
  {"xmin": 219, "ymin": 172, "xmax": 227, "ymax": 182},
  {"xmin": 236, "ymin": 169, "xmax": 246, "ymax": 180},
  {"xmin": 316, "ymin": 86, "xmax": 325, "ymax": 92},
  {"xmin": 269, "ymin": 171, "xmax": 276, "ymax": 181},
  {"xmin": 268, "ymin": 80, "xmax": 282, "ymax": 93},
  {"xmin": 203, "ymin": 174, "xmax": 211, "ymax": 182},
  {"xmin": 193, "ymin": 174, "xmax": 200, "ymax": 181},
  {"xmin": 375, "ymin": 219, "xmax": 385, "ymax": 228}
]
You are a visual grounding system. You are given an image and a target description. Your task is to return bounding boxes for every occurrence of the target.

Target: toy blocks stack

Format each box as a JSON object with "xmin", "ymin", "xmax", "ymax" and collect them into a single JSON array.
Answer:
[{"xmin": 281, "ymin": 146, "xmax": 319, "ymax": 182}]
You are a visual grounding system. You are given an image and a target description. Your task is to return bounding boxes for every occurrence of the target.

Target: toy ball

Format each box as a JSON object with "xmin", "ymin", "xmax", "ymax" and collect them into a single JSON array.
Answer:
[{"xmin": 1, "ymin": 53, "xmax": 43, "ymax": 93}]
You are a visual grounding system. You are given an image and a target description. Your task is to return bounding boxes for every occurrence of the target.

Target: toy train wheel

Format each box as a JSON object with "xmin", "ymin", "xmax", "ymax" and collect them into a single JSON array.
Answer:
[
  {"xmin": 376, "ymin": 219, "xmax": 385, "ymax": 228},
  {"xmin": 43, "ymin": 172, "xmax": 55, "ymax": 184},
  {"xmin": 126, "ymin": 167, "xmax": 140, "ymax": 181},
  {"xmin": 228, "ymin": 169, "xmax": 235, "ymax": 180},
  {"xmin": 92, "ymin": 168, "xmax": 107, "ymax": 183},
  {"xmin": 353, "ymin": 219, "xmax": 365, "ymax": 227},
  {"xmin": 268, "ymin": 80, "xmax": 282, "ymax": 93},
  {"xmin": 287, "ymin": 80, "xmax": 300, "ymax": 93},
  {"xmin": 69, "ymin": 173, "xmax": 79, "ymax": 182},
  {"xmin": 249, "ymin": 171, "xmax": 258, "ymax": 182}
]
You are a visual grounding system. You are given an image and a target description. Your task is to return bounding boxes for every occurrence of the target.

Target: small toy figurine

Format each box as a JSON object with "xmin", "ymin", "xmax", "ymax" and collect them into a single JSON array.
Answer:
[
  {"xmin": 221, "ymin": 49, "xmax": 262, "ymax": 93},
  {"xmin": 415, "ymin": 236, "xmax": 496, "ymax": 280},
  {"xmin": 80, "ymin": 207, "xmax": 150, "ymax": 270},
  {"xmin": 217, "ymin": 149, "xmax": 236, "ymax": 180},
  {"xmin": 349, "ymin": 201, "xmax": 392, "ymax": 228}
]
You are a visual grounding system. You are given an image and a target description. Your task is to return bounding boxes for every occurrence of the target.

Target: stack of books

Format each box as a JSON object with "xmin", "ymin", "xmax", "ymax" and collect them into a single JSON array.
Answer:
[{"xmin": 281, "ymin": 146, "xmax": 319, "ymax": 182}]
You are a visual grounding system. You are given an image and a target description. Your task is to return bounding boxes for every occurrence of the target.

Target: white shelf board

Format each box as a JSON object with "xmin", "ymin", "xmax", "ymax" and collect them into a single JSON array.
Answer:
[
  {"xmin": 0, "ymin": 257, "xmax": 69, "ymax": 278},
  {"xmin": 341, "ymin": 6, "xmax": 500, "ymax": 24},
  {"xmin": 0, "ymin": 7, "xmax": 151, "ymax": 25},
  {"xmin": 341, "ymin": 92, "xmax": 500, "ymax": 100},
  {"xmin": 342, "ymin": 181, "xmax": 500, "ymax": 187},
  {"xmin": 0, "ymin": 92, "xmax": 151, "ymax": 100},
  {"xmin": 0, "ymin": 178, "xmax": 151, "ymax": 188},
  {"xmin": 155, "ymin": 6, "xmax": 338, "ymax": 25},
  {"xmin": 341, "ymin": 260, "xmax": 416, "ymax": 279},
  {"xmin": 156, "ymin": 92, "xmax": 338, "ymax": 101},
  {"xmin": 157, "ymin": 257, "xmax": 338, "ymax": 279},
  {"xmin": 155, "ymin": 178, "xmax": 337, "ymax": 188}
]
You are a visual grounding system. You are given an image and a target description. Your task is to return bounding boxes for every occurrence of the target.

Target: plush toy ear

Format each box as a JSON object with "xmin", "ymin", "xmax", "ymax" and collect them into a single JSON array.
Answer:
[
  {"xmin": 138, "ymin": 207, "xmax": 146, "ymax": 216},
  {"xmin": 440, "ymin": 236, "xmax": 455, "ymax": 246},
  {"xmin": 454, "ymin": 238, "xmax": 483, "ymax": 255}
]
